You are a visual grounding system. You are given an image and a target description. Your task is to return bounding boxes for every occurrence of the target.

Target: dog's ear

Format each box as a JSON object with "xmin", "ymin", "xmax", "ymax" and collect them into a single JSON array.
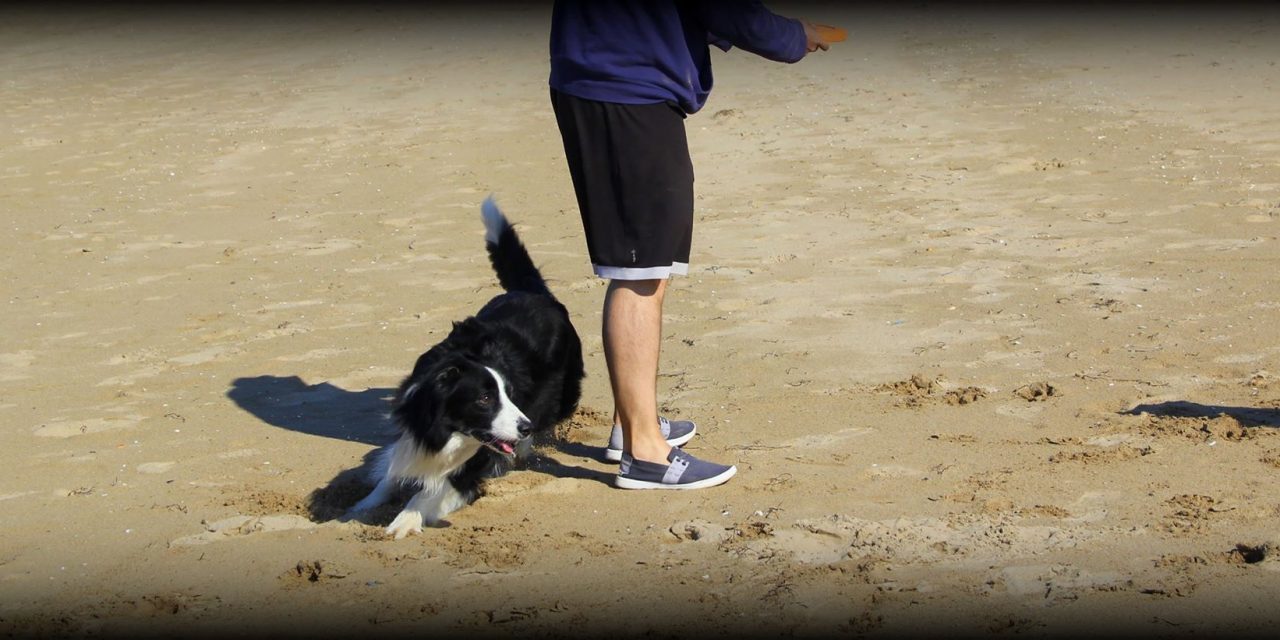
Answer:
[
  {"xmin": 393, "ymin": 376, "xmax": 433, "ymax": 422},
  {"xmin": 393, "ymin": 370, "xmax": 452, "ymax": 450},
  {"xmin": 435, "ymin": 365, "xmax": 460, "ymax": 384}
]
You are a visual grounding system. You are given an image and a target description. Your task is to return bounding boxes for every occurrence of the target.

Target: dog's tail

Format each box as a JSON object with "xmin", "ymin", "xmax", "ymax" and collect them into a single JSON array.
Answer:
[{"xmin": 481, "ymin": 196, "xmax": 552, "ymax": 297}]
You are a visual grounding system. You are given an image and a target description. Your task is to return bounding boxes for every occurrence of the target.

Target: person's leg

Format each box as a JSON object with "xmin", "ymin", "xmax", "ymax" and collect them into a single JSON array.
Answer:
[
  {"xmin": 553, "ymin": 92, "xmax": 726, "ymax": 484},
  {"xmin": 603, "ymin": 278, "xmax": 671, "ymax": 464}
]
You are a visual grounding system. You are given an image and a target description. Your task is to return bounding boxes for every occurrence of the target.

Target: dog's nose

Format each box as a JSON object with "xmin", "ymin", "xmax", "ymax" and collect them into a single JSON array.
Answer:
[{"xmin": 517, "ymin": 417, "xmax": 533, "ymax": 437}]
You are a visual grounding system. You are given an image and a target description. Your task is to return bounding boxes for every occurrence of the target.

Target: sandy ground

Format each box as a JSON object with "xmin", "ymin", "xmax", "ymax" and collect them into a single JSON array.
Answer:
[{"xmin": 2, "ymin": 3, "xmax": 1279, "ymax": 638}]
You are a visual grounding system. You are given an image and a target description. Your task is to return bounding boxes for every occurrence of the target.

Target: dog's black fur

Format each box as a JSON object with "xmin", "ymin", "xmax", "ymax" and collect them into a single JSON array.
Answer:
[{"xmin": 349, "ymin": 198, "xmax": 583, "ymax": 536}]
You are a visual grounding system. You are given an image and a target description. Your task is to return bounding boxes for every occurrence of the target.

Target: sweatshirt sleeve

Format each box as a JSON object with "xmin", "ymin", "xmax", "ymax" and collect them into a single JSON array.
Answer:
[{"xmin": 689, "ymin": 0, "xmax": 808, "ymax": 63}]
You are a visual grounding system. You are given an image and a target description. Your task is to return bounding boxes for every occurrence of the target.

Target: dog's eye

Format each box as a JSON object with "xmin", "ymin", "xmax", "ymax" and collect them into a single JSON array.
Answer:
[{"xmin": 475, "ymin": 394, "xmax": 492, "ymax": 407}]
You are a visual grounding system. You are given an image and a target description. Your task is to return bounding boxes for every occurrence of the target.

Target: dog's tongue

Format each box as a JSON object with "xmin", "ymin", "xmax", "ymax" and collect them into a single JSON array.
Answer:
[{"xmin": 481, "ymin": 437, "xmax": 517, "ymax": 456}]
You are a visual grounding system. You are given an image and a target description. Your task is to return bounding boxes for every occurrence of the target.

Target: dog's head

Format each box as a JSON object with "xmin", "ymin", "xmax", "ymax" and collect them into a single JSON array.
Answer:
[{"xmin": 392, "ymin": 354, "xmax": 532, "ymax": 457}]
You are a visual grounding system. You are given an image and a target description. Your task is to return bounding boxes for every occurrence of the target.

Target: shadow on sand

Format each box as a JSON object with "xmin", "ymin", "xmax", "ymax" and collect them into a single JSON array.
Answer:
[{"xmin": 1125, "ymin": 400, "xmax": 1280, "ymax": 429}]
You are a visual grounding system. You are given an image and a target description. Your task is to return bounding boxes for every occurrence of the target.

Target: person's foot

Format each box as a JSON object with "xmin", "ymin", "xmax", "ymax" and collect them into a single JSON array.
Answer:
[
  {"xmin": 605, "ymin": 416, "xmax": 696, "ymax": 462},
  {"xmin": 615, "ymin": 448, "xmax": 736, "ymax": 490}
]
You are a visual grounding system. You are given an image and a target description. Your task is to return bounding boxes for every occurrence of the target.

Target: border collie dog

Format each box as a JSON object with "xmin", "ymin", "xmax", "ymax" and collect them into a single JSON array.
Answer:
[{"xmin": 348, "ymin": 197, "xmax": 584, "ymax": 538}]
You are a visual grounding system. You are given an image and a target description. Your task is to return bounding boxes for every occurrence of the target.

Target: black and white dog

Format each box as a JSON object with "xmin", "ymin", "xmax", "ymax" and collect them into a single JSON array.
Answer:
[{"xmin": 348, "ymin": 197, "xmax": 584, "ymax": 538}]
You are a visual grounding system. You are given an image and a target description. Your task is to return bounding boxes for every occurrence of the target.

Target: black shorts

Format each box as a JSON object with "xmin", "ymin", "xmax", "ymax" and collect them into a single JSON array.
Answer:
[{"xmin": 551, "ymin": 89, "xmax": 695, "ymax": 280}]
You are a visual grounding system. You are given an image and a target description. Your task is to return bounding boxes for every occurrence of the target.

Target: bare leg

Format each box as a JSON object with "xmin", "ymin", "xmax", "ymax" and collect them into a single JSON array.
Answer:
[{"xmin": 603, "ymin": 278, "xmax": 671, "ymax": 464}]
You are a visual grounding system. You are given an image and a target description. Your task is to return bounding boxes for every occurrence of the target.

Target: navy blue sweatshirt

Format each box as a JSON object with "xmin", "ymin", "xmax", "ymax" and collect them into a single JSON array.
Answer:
[{"xmin": 549, "ymin": 0, "xmax": 807, "ymax": 114}]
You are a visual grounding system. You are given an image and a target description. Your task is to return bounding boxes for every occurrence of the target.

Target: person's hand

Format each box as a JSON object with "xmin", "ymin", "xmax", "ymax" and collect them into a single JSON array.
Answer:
[{"xmin": 803, "ymin": 21, "xmax": 831, "ymax": 53}]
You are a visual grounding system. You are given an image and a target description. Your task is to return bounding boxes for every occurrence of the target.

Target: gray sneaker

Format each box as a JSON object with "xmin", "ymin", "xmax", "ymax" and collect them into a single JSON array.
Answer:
[
  {"xmin": 605, "ymin": 416, "xmax": 697, "ymax": 462},
  {"xmin": 615, "ymin": 448, "xmax": 737, "ymax": 490}
]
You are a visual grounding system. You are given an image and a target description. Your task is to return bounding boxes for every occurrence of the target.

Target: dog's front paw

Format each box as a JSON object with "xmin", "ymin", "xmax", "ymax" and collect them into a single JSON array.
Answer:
[{"xmin": 386, "ymin": 510, "xmax": 425, "ymax": 539}]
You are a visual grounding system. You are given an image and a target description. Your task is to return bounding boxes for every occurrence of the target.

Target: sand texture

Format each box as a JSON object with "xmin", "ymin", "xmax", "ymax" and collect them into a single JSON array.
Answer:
[{"xmin": 2, "ymin": 3, "xmax": 1278, "ymax": 638}]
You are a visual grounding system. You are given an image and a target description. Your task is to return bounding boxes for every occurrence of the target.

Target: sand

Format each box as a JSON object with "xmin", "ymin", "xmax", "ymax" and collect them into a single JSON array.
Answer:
[{"xmin": 2, "ymin": 3, "xmax": 1278, "ymax": 638}]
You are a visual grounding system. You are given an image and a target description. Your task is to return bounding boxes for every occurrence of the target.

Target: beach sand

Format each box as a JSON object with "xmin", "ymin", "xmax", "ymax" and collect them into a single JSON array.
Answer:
[{"xmin": 1, "ymin": 3, "xmax": 1278, "ymax": 637}]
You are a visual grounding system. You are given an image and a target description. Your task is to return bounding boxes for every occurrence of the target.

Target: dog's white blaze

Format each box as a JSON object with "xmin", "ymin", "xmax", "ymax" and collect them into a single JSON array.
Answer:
[{"xmin": 485, "ymin": 366, "xmax": 528, "ymax": 441}]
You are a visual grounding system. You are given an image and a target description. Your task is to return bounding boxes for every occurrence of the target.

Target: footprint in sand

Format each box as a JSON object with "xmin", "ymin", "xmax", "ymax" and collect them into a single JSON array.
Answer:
[
  {"xmin": 169, "ymin": 345, "xmax": 240, "ymax": 366},
  {"xmin": 863, "ymin": 464, "xmax": 924, "ymax": 479},
  {"xmin": 995, "ymin": 402, "xmax": 1044, "ymax": 421},
  {"xmin": 275, "ymin": 349, "xmax": 347, "ymax": 363},
  {"xmin": 217, "ymin": 449, "xmax": 261, "ymax": 459},
  {"xmin": 96, "ymin": 364, "xmax": 164, "ymax": 387},
  {"xmin": 1066, "ymin": 491, "xmax": 1120, "ymax": 523},
  {"xmin": 169, "ymin": 514, "xmax": 339, "ymax": 547},
  {"xmin": 33, "ymin": 414, "xmax": 145, "ymax": 438},
  {"xmin": 136, "ymin": 461, "xmax": 176, "ymax": 474},
  {"xmin": 778, "ymin": 427, "xmax": 874, "ymax": 449},
  {"xmin": 739, "ymin": 513, "xmax": 1110, "ymax": 567},
  {"xmin": 986, "ymin": 564, "xmax": 1128, "ymax": 601},
  {"xmin": 0, "ymin": 350, "xmax": 36, "ymax": 382}
]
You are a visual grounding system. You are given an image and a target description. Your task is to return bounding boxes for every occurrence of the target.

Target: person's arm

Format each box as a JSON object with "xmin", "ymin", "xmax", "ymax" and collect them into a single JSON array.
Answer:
[{"xmin": 691, "ymin": 0, "xmax": 828, "ymax": 63}]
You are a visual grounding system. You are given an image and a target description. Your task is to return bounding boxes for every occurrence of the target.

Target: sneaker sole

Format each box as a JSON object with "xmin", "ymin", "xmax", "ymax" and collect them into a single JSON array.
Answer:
[
  {"xmin": 603, "ymin": 427, "xmax": 697, "ymax": 462},
  {"xmin": 614, "ymin": 465, "xmax": 737, "ymax": 490}
]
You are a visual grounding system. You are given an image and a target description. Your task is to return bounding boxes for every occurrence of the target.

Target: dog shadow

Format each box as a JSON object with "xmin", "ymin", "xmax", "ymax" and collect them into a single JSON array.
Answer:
[
  {"xmin": 227, "ymin": 375, "xmax": 615, "ymax": 524},
  {"xmin": 1125, "ymin": 400, "xmax": 1280, "ymax": 429},
  {"xmin": 227, "ymin": 375, "xmax": 397, "ymax": 446}
]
